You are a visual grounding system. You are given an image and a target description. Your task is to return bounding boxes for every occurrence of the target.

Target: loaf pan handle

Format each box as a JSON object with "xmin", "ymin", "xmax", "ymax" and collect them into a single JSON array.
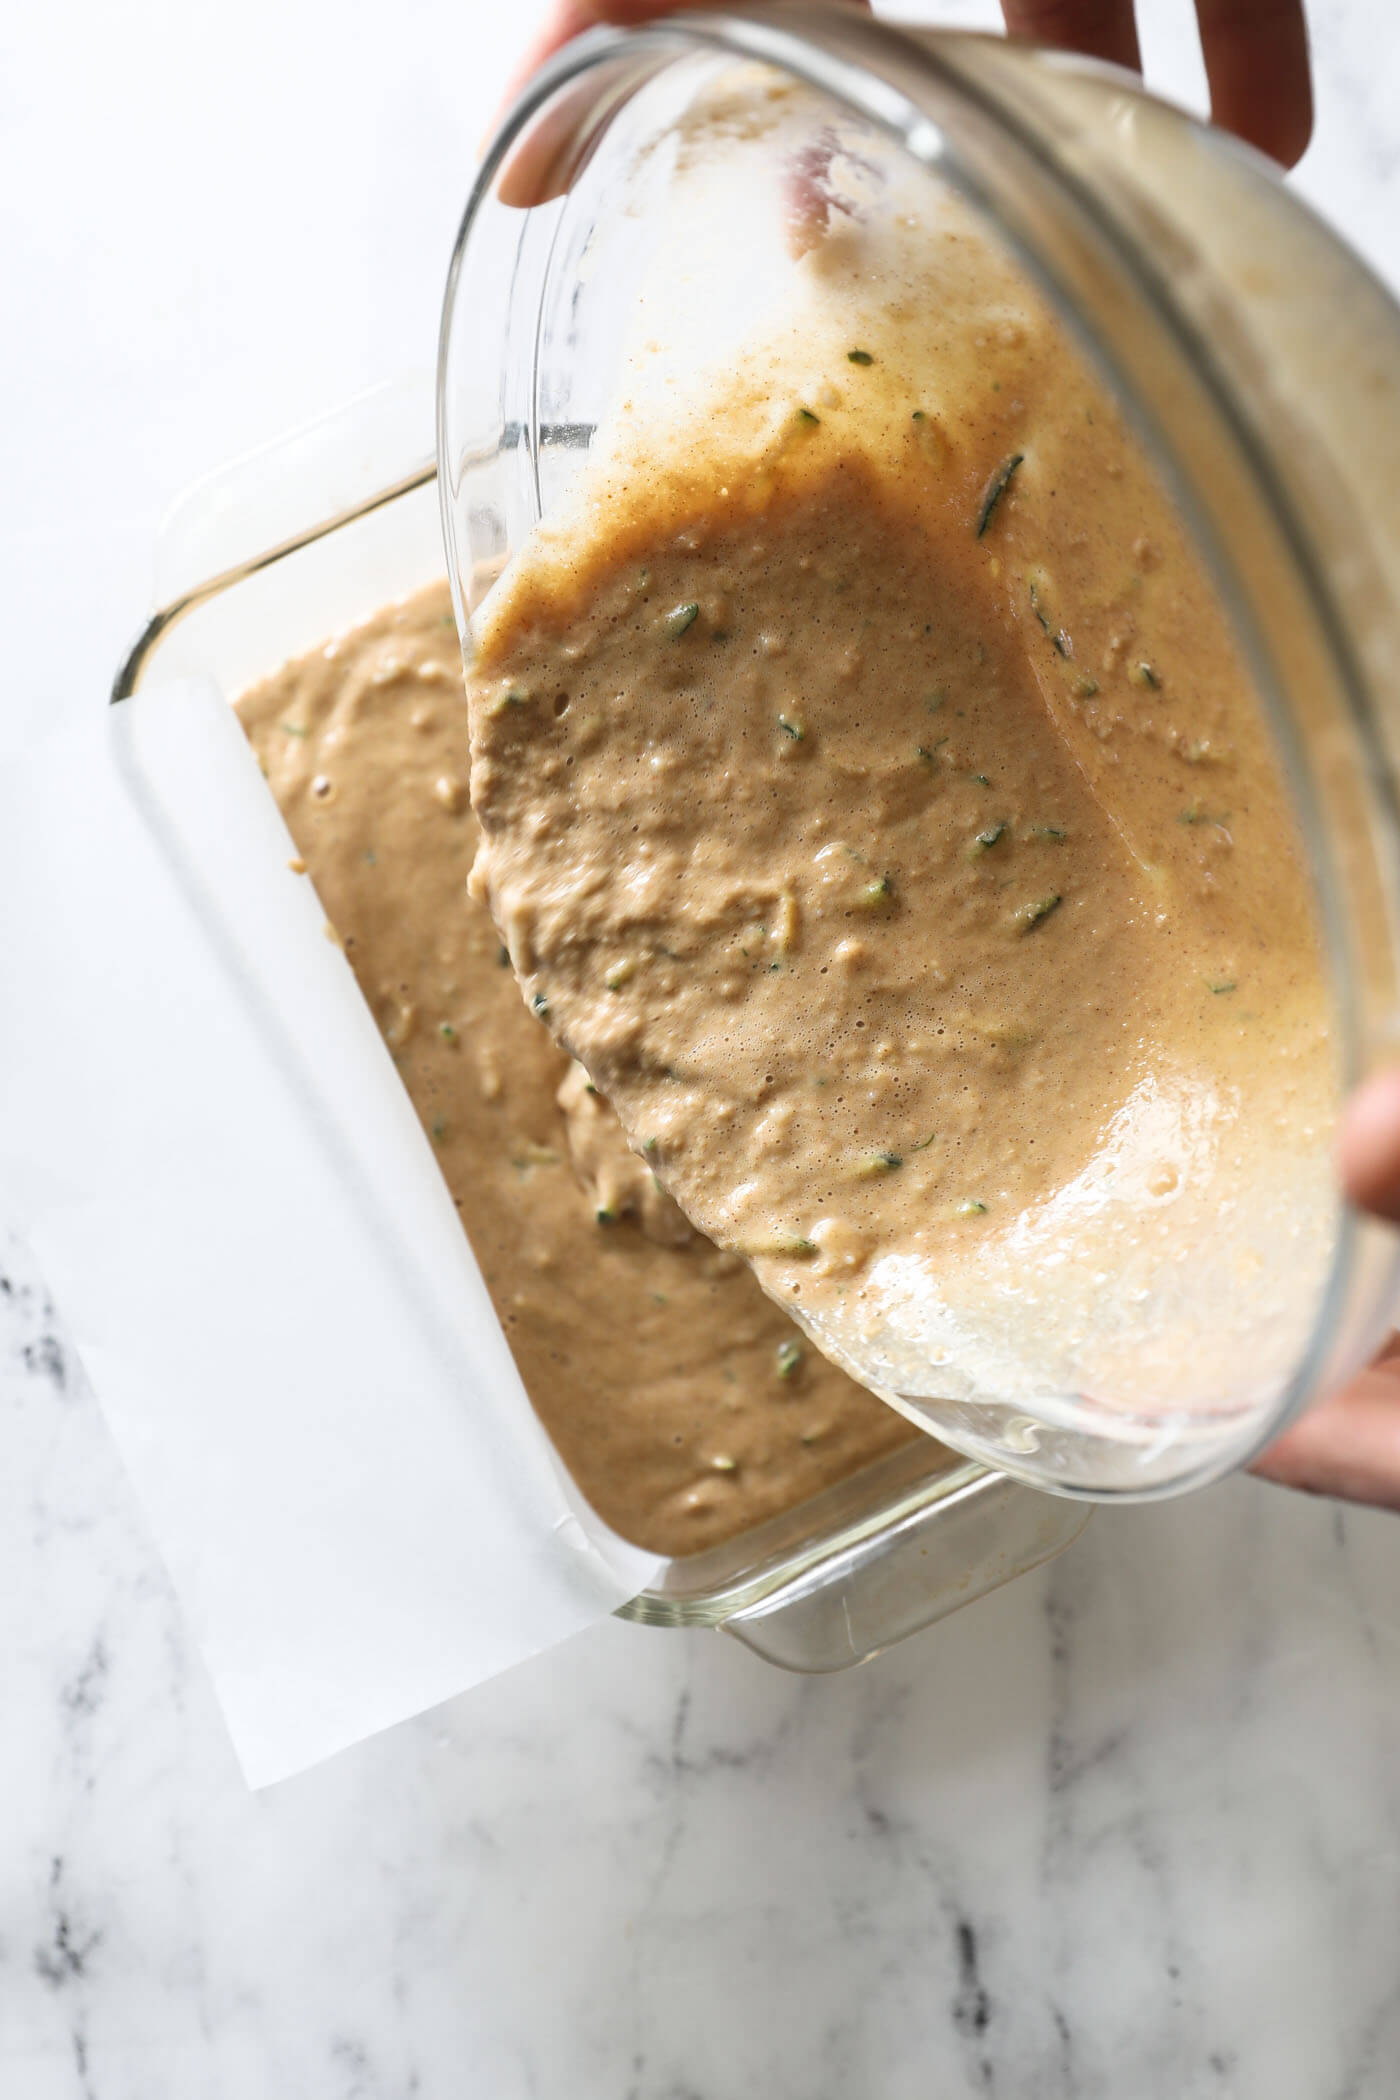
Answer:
[{"xmin": 721, "ymin": 1470, "xmax": 1090, "ymax": 1672}]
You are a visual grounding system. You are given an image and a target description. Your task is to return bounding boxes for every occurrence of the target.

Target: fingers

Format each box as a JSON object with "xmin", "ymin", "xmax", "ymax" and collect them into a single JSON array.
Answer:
[
  {"xmin": 508, "ymin": 0, "xmax": 871, "ymax": 101},
  {"xmin": 497, "ymin": 0, "xmax": 729, "ymax": 165},
  {"xmin": 1253, "ymin": 1077, "xmax": 1400, "ymax": 1512},
  {"xmin": 1257, "ymin": 1078, "xmax": 1400, "ymax": 1511},
  {"xmin": 1337, "ymin": 1068, "xmax": 1400, "ymax": 1225},
  {"xmin": 1194, "ymin": 0, "xmax": 1312, "ymax": 167},
  {"xmin": 500, "ymin": 1, "xmax": 603, "ymax": 109},
  {"xmin": 521, "ymin": 0, "xmax": 1309, "ymax": 172},
  {"xmin": 999, "ymin": 0, "xmax": 1142, "ymax": 74},
  {"xmin": 1002, "ymin": 0, "xmax": 1311, "ymax": 169},
  {"xmin": 1252, "ymin": 1348, "xmax": 1400, "ymax": 1511}
]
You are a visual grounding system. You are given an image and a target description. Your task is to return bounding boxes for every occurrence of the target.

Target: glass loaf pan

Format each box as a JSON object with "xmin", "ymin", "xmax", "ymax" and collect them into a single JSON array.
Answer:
[{"xmin": 114, "ymin": 380, "xmax": 1090, "ymax": 1670}]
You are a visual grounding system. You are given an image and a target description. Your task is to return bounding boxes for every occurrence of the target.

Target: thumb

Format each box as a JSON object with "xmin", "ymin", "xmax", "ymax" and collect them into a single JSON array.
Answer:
[
  {"xmin": 502, "ymin": 0, "xmax": 872, "ymax": 113},
  {"xmin": 1337, "ymin": 1068, "xmax": 1400, "ymax": 1225}
]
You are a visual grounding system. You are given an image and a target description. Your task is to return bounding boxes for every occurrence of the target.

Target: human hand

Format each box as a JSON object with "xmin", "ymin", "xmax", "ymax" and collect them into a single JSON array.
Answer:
[
  {"xmin": 510, "ymin": 0, "xmax": 1312, "ymax": 167},
  {"xmin": 1001, "ymin": 0, "xmax": 1311, "ymax": 165},
  {"xmin": 1252, "ymin": 1073, "xmax": 1400, "ymax": 1513}
]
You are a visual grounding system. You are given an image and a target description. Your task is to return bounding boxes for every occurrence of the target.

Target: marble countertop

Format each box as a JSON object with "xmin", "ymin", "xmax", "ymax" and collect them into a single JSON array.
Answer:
[{"xmin": 5, "ymin": 1, "xmax": 1400, "ymax": 2094}]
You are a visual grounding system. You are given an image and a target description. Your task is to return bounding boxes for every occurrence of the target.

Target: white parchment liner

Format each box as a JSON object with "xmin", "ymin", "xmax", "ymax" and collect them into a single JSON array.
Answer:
[{"xmin": 0, "ymin": 681, "xmax": 657, "ymax": 1786}]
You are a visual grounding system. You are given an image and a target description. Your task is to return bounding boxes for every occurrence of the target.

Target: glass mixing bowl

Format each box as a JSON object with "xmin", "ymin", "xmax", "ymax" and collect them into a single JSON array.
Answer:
[{"xmin": 437, "ymin": 5, "xmax": 1400, "ymax": 1500}]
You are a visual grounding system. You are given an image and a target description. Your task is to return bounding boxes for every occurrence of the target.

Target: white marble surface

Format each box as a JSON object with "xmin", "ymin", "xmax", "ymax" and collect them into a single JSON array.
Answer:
[{"xmin": 5, "ymin": 0, "xmax": 1400, "ymax": 2093}]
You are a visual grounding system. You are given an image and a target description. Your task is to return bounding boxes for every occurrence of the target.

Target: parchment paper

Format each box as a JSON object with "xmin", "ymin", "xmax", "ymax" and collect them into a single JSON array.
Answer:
[{"xmin": 0, "ymin": 681, "xmax": 658, "ymax": 1786}]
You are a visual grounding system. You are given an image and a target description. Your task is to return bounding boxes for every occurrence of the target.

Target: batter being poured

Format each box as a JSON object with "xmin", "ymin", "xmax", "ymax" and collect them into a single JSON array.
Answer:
[
  {"xmin": 464, "ymin": 91, "xmax": 1336, "ymax": 1446},
  {"xmin": 237, "ymin": 585, "xmax": 917, "ymax": 1556}
]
